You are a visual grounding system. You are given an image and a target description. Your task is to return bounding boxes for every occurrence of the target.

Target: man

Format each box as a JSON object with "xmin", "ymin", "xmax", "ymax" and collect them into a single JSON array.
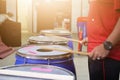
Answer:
[{"xmin": 85, "ymin": 0, "xmax": 120, "ymax": 80}]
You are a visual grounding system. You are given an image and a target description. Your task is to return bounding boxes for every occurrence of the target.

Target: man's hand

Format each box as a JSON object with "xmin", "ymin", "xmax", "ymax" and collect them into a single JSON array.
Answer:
[
  {"xmin": 88, "ymin": 44, "xmax": 110, "ymax": 60},
  {"xmin": 81, "ymin": 37, "xmax": 88, "ymax": 46}
]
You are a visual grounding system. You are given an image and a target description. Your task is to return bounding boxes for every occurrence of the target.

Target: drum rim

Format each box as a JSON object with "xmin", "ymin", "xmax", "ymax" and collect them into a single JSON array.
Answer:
[
  {"xmin": 1, "ymin": 64, "xmax": 75, "ymax": 79},
  {"xmin": 41, "ymin": 33, "xmax": 71, "ymax": 36},
  {"xmin": 16, "ymin": 52, "xmax": 72, "ymax": 60},
  {"xmin": 28, "ymin": 40, "xmax": 67, "ymax": 45},
  {"xmin": 28, "ymin": 35, "xmax": 68, "ymax": 45},
  {"xmin": 17, "ymin": 45, "xmax": 73, "ymax": 59},
  {"xmin": 40, "ymin": 30, "xmax": 72, "ymax": 36}
]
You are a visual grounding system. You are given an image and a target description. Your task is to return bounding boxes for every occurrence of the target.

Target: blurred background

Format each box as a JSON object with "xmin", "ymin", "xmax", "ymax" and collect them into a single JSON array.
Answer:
[{"xmin": 0, "ymin": 0, "xmax": 90, "ymax": 80}]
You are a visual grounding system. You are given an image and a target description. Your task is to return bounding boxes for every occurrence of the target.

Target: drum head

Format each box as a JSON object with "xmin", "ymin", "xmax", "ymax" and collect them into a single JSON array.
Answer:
[
  {"xmin": 0, "ymin": 64, "xmax": 74, "ymax": 80},
  {"xmin": 28, "ymin": 35, "xmax": 67, "ymax": 45},
  {"xmin": 17, "ymin": 45, "xmax": 72, "ymax": 59}
]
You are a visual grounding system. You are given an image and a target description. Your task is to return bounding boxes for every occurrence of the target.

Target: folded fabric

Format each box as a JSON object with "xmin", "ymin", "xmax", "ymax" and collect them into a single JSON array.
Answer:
[
  {"xmin": 0, "ymin": 47, "xmax": 13, "ymax": 54},
  {"xmin": 0, "ymin": 41, "xmax": 15, "ymax": 59},
  {"xmin": 0, "ymin": 48, "xmax": 15, "ymax": 59}
]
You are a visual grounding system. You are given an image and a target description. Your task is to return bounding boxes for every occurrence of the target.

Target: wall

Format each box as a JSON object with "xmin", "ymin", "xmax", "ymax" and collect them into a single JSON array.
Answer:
[
  {"xmin": 6, "ymin": 0, "xmax": 17, "ymax": 22},
  {"xmin": 6, "ymin": 0, "xmax": 33, "ymax": 33},
  {"xmin": 17, "ymin": 0, "xmax": 32, "ymax": 33},
  {"xmin": 82, "ymin": 0, "xmax": 89, "ymax": 16},
  {"xmin": 71, "ymin": 0, "xmax": 81, "ymax": 33},
  {"xmin": 71, "ymin": 0, "xmax": 89, "ymax": 33},
  {"xmin": 32, "ymin": 0, "xmax": 89, "ymax": 33},
  {"xmin": 6, "ymin": 0, "xmax": 89, "ymax": 33}
]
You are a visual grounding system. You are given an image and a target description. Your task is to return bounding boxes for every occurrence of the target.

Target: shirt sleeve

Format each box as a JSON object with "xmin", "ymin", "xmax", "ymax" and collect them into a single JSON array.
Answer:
[{"xmin": 114, "ymin": 0, "xmax": 120, "ymax": 10}]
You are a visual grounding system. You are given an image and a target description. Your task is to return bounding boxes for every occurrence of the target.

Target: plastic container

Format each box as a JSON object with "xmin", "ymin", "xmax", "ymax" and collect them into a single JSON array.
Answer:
[{"xmin": 77, "ymin": 17, "xmax": 87, "ymax": 51}]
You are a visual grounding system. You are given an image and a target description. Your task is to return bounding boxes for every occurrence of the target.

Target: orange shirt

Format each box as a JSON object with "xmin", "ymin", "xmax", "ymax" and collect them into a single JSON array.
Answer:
[{"xmin": 87, "ymin": 0, "xmax": 120, "ymax": 60}]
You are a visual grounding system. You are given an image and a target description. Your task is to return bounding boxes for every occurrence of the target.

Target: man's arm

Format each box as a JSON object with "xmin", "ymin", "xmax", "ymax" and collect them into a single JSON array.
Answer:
[
  {"xmin": 89, "ymin": 17, "xmax": 120, "ymax": 60},
  {"xmin": 106, "ymin": 17, "xmax": 120, "ymax": 46}
]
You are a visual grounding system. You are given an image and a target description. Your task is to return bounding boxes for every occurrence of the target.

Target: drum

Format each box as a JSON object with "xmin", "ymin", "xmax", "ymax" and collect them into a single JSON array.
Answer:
[
  {"xmin": 15, "ymin": 45, "xmax": 76, "ymax": 75},
  {"xmin": 28, "ymin": 35, "xmax": 67, "ymax": 45},
  {"xmin": 0, "ymin": 64, "xmax": 75, "ymax": 80},
  {"xmin": 40, "ymin": 29, "xmax": 73, "ymax": 49},
  {"xmin": 40, "ymin": 29, "xmax": 72, "ymax": 36}
]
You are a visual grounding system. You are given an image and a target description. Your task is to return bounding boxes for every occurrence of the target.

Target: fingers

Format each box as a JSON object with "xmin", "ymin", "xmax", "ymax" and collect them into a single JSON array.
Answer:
[
  {"xmin": 88, "ymin": 51, "xmax": 99, "ymax": 60},
  {"xmin": 88, "ymin": 44, "xmax": 110, "ymax": 60},
  {"xmin": 81, "ymin": 37, "xmax": 88, "ymax": 46},
  {"xmin": 88, "ymin": 48, "xmax": 102, "ymax": 60},
  {"xmin": 88, "ymin": 52, "xmax": 107, "ymax": 60},
  {"xmin": 88, "ymin": 52, "xmax": 101, "ymax": 60}
]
